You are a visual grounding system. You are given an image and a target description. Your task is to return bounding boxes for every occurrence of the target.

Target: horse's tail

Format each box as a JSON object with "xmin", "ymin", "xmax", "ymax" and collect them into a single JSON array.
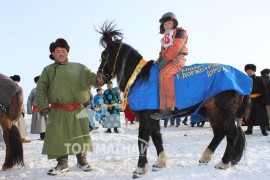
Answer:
[
  {"xmin": 9, "ymin": 124, "xmax": 24, "ymax": 167},
  {"xmin": 230, "ymin": 95, "xmax": 250, "ymax": 165},
  {"xmin": 231, "ymin": 126, "xmax": 246, "ymax": 165},
  {"xmin": 236, "ymin": 95, "xmax": 251, "ymax": 121}
]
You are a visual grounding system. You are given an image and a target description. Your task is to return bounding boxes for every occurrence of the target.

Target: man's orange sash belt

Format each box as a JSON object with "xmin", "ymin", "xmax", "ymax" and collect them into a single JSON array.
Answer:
[
  {"xmin": 250, "ymin": 94, "xmax": 262, "ymax": 98},
  {"xmin": 33, "ymin": 106, "xmax": 39, "ymax": 112},
  {"xmin": 106, "ymin": 103, "xmax": 118, "ymax": 107},
  {"xmin": 51, "ymin": 103, "xmax": 83, "ymax": 112}
]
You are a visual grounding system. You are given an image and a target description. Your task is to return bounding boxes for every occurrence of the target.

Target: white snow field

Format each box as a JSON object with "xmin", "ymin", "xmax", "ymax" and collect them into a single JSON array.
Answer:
[{"xmin": 0, "ymin": 114, "xmax": 270, "ymax": 180}]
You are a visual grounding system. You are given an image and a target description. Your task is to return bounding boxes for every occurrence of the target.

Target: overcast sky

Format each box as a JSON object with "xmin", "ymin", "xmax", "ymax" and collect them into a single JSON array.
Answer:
[{"xmin": 1, "ymin": 0, "xmax": 269, "ymax": 103}]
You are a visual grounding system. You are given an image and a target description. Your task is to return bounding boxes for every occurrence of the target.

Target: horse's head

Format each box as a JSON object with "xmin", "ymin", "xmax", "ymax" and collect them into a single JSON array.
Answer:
[{"xmin": 96, "ymin": 22, "xmax": 123, "ymax": 87}]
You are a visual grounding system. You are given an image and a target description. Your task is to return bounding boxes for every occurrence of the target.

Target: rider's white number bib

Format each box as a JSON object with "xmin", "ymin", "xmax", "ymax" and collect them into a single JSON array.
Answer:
[{"xmin": 161, "ymin": 30, "xmax": 174, "ymax": 49}]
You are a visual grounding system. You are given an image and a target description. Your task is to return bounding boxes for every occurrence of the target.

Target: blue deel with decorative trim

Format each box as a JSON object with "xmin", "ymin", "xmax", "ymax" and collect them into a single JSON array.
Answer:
[{"xmin": 128, "ymin": 63, "xmax": 252, "ymax": 111}]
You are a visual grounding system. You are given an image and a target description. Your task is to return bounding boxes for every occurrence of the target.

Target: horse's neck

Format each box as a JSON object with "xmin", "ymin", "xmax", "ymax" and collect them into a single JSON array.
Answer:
[{"xmin": 117, "ymin": 60, "xmax": 139, "ymax": 92}]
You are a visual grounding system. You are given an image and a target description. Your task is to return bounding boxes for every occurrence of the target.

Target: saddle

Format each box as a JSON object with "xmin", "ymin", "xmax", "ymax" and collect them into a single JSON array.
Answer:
[
  {"xmin": 128, "ymin": 63, "xmax": 252, "ymax": 115},
  {"xmin": 0, "ymin": 73, "xmax": 20, "ymax": 114}
]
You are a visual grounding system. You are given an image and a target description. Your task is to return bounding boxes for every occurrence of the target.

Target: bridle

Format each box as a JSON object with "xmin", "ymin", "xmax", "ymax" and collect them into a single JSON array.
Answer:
[
  {"xmin": 97, "ymin": 53, "xmax": 110, "ymax": 82},
  {"xmin": 97, "ymin": 43, "xmax": 123, "ymax": 83},
  {"xmin": 97, "ymin": 42, "xmax": 147, "ymax": 111}
]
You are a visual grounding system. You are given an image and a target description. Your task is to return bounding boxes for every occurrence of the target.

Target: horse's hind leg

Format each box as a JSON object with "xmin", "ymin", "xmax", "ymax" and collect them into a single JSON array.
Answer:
[
  {"xmin": 151, "ymin": 118, "xmax": 168, "ymax": 170},
  {"xmin": 133, "ymin": 112, "xmax": 151, "ymax": 178},
  {"xmin": 214, "ymin": 91, "xmax": 245, "ymax": 169},
  {"xmin": 0, "ymin": 117, "xmax": 11, "ymax": 170},
  {"xmin": 215, "ymin": 124, "xmax": 245, "ymax": 169},
  {"xmin": 199, "ymin": 126, "xmax": 225, "ymax": 165}
]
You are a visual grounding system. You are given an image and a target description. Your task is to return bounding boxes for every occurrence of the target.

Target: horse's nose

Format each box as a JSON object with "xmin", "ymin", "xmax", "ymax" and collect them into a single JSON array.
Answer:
[{"xmin": 96, "ymin": 77, "xmax": 103, "ymax": 85}]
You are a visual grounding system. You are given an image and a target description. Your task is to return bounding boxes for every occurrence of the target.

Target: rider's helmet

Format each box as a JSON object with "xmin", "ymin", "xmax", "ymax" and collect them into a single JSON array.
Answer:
[{"xmin": 159, "ymin": 12, "xmax": 178, "ymax": 34}]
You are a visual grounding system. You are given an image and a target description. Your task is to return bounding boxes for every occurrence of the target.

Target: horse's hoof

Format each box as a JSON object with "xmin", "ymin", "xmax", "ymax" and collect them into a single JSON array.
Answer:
[
  {"xmin": 152, "ymin": 151, "xmax": 168, "ymax": 170},
  {"xmin": 132, "ymin": 171, "xmax": 145, "ymax": 179},
  {"xmin": 199, "ymin": 158, "xmax": 210, "ymax": 165},
  {"xmin": 152, "ymin": 165, "xmax": 162, "ymax": 171},
  {"xmin": 2, "ymin": 163, "xmax": 12, "ymax": 171},
  {"xmin": 215, "ymin": 161, "xmax": 231, "ymax": 169},
  {"xmin": 133, "ymin": 165, "xmax": 148, "ymax": 178},
  {"xmin": 199, "ymin": 161, "xmax": 208, "ymax": 166},
  {"xmin": 199, "ymin": 148, "xmax": 213, "ymax": 164}
]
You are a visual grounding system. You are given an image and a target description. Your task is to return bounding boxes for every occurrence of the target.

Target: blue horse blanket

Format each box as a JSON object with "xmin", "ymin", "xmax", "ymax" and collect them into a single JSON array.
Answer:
[{"xmin": 128, "ymin": 63, "xmax": 252, "ymax": 111}]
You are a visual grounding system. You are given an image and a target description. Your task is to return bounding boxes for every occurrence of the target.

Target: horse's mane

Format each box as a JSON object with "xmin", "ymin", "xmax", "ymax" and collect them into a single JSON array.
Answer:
[
  {"xmin": 133, "ymin": 60, "xmax": 155, "ymax": 85},
  {"xmin": 116, "ymin": 43, "xmax": 145, "ymax": 91},
  {"xmin": 97, "ymin": 21, "xmax": 154, "ymax": 91},
  {"xmin": 96, "ymin": 21, "xmax": 123, "ymax": 48}
]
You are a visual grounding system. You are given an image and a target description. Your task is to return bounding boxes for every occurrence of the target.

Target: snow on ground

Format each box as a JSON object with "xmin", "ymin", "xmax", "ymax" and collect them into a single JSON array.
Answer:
[{"xmin": 1, "ymin": 114, "xmax": 270, "ymax": 180}]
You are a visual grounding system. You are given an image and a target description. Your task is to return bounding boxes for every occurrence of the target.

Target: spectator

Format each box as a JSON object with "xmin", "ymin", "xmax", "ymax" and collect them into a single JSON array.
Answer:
[
  {"xmin": 260, "ymin": 68, "xmax": 270, "ymax": 131},
  {"xmin": 182, "ymin": 116, "xmax": 189, "ymax": 125},
  {"xmin": 83, "ymin": 85, "xmax": 96, "ymax": 131},
  {"xmin": 27, "ymin": 76, "xmax": 47, "ymax": 140},
  {"xmin": 0, "ymin": 126, "xmax": 3, "ymax": 143},
  {"xmin": 124, "ymin": 104, "xmax": 136, "ymax": 125},
  {"xmin": 103, "ymin": 81, "xmax": 121, "ymax": 133},
  {"xmin": 190, "ymin": 114, "xmax": 206, "ymax": 127},
  {"xmin": 92, "ymin": 88, "xmax": 104, "ymax": 123},
  {"xmin": 244, "ymin": 64, "xmax": 269, "ymax": 136},
  {"xmin": 164, "ymin": 117, "xmax": 181, "ymax": 127},
  {"xmin": 115, "ymin": 86, "xmax": 122, "ymax": 112},
  {"xmin": 36, "ymin": 38, "xmax": 97, "ymax": 175}
]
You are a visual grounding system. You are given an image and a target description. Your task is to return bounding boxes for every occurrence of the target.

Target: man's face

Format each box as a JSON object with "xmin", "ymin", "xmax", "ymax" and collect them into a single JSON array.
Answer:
[
  {"xmin": 245, "ymin": 69, "xmax": 255, "ymax": 76},
  {"xmin": 88, "ymin": 85, "xmax": 92, "ymax": 90},
  {"xmin": 107, "ymin": 83, "xmax": 113, "ymax": 89},
  {"xmin": 53, "ymin": 47, "xmax": 68, "ymax": 64}
]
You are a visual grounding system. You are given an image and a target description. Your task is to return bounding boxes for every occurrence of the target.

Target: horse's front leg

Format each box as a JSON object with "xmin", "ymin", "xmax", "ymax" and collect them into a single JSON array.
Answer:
[
  {"xmin": 133, "ymin": 113, "xmax": 151, "ymax": 179},
  {"xmin": 0, "ymin": 117, "xmax": 11, "ymax": 170},
  {"xmin": 150, "ymin": 118, "xmax": 167, "ymax": 171}
]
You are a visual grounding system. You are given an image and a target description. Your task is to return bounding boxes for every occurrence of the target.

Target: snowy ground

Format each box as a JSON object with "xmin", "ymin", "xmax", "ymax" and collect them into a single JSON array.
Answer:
[{"xmin": 1, "ymin": 114, "xmax": 270, "ymax": 180}]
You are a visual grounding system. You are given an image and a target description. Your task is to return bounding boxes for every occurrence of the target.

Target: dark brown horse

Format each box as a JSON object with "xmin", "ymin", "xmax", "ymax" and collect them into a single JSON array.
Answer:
[
  {"xmin": 0, "ymin": 73, "xmax": 24, "ymax": 170},
  {"xmin": 96, "ymin": 22, "xmax": 251, "ymax": 178}
]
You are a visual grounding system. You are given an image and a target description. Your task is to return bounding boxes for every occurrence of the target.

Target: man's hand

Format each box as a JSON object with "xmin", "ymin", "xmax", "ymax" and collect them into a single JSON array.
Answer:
[
  {"xmin": 173, "ymin": 55, "xmax": 186, "ymax": 67},
  {"xmin": 40, "ymin": 108, "xmax": 50, "ymax": 116},
  {"xmin": 159, "ymin": 59, "xmax": 168, "ymax": 70},
  {"xmin": 156, "ymin": 54, "xmax": 163, "ymax": 64}
]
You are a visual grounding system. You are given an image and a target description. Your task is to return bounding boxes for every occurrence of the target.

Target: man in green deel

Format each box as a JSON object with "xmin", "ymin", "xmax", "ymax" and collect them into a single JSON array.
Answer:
[{"xmin": 36, "ymin": 38, "xmax": 97, "ymax": 175}]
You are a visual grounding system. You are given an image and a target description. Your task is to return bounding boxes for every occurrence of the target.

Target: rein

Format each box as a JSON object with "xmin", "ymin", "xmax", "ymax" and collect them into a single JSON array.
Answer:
[
  {"xmin": 98, "ymin": 54, "xmax": 110, "ymax": 80},
  {"xmin": 121, "ymin": 59, "xmax": 147, "ymax": 110},
  {"xmin": 98, "ymin": 43, "xmax": 147, "ymax": 110},
  {"xmin": 111, "ymin": 43, "xmax": 123, "ymax": 77},
  {"xmin": 98, "ymin": 43, "xmax": 123, "ymax": 80}
]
